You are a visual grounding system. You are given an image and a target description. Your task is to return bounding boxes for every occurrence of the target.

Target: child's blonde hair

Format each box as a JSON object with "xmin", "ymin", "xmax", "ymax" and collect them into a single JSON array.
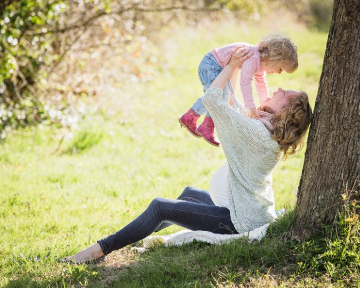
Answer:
[
  {"xmin": 258, "ymin": 34, "xmax": 298, "ymax": 73},
  {"xmin": 270, "ymin": 91, "xmax": 312, "ymax": 157}
]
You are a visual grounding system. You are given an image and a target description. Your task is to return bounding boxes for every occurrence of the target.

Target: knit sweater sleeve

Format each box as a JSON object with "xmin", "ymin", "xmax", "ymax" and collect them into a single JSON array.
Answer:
[{"xmin": 202, "ymin": 87, "xmax": 272, "ymax": 151}]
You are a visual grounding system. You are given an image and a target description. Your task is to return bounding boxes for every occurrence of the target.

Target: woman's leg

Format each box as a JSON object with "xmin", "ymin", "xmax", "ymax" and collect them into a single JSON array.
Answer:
[
  {"xmin": 177, "ymin": 186, "xmax": 215, "ymax": 204},
  {"xmin": 67, "ymin": 186, "xmax": 221, "ymax": 263},
  {"xmin": 97, "ymin": 192, "xmax": 237, "ymax": 255},
  {"xmin": 155, "ymin": 186, "xmax": 214, "ymax": 231}
]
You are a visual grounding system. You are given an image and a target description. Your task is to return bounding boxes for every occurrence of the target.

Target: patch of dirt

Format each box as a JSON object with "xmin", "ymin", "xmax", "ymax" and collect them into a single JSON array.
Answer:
[{"xmin": 91, "ymin": 247, "xmax": 141, "ymax": 286}]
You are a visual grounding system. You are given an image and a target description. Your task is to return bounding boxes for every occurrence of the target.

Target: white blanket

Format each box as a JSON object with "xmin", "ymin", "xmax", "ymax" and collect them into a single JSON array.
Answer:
[
  {"xmin": 129, "ymin": 223, "xmax": 270, "ymax": 254},
  {"xmin": 144, "ymin": 223, "xmax": 269, "ymax": 247},
  {"xmin": 131, "ymin": 209, "xmax": 287, "ymax": 253}
]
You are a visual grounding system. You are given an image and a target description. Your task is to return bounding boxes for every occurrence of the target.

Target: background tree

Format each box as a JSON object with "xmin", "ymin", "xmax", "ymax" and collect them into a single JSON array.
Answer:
[{"xmin": 292, "ymin": 0, "xmax": 360, "ymax": 239}]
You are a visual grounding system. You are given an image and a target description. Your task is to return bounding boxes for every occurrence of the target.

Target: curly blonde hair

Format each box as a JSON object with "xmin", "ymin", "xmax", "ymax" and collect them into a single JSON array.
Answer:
[
  {"xmin": 258, "ymin": 34, "xmax": 298, "ymax": 73},
  {"xmin": 270, "ymin": 91, "xmax": 312, "ymax": 157}
]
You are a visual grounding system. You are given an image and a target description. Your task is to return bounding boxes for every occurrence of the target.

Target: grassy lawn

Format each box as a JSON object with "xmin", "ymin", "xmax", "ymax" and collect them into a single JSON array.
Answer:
[{"xmin": 0, "ymin": 13, "xmax": 331, "ymax": 287}]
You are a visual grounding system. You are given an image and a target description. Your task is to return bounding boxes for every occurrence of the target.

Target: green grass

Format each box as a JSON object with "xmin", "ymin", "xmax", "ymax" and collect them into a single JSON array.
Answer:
[{"xmin": 0, "ymin": 14, "xmax": 336, "ymax": 288}]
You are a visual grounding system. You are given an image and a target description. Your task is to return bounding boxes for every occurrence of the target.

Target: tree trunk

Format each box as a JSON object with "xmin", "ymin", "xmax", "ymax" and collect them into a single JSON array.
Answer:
[{"xmin": 292, "ymin": 0, "xmax": 360, "ymax": 240}]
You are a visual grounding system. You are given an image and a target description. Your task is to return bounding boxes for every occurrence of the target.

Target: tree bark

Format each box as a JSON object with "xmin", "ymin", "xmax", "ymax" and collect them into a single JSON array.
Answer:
[{"xmin": 292, "ymin": 0, "xmax": 360, "ymax": 240}]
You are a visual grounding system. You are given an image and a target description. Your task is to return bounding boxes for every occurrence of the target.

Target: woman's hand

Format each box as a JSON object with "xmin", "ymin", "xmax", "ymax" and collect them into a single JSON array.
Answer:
[
  {"xmin": 209, "ymin": 47, "xmax": 252, "ymax": 90},
  {"xmin": 228, "ymin": 47, "xmax": 253, "ymax": 69}
]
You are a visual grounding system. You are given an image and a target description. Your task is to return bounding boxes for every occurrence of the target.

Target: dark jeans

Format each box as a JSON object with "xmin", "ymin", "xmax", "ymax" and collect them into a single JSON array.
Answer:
[{"xmin": 97, "ymin": 186, "xmax": 238, "ymax": 255}]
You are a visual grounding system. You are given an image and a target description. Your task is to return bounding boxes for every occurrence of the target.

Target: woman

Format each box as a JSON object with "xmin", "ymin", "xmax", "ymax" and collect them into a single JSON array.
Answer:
[{"xmin": 62, "ymin": 48, "xmax": 312, "ymax": 264}]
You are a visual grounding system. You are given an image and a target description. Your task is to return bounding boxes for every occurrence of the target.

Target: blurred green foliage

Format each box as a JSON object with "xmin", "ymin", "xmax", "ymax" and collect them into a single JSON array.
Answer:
[
  {"xmin": 0, "ymin": 0, "xmax": 67, "ymax": 138},
  {"xmin": 308, "ymin": 0, "xmax": 333, "ymax": 32},
  {"xmin": 0, "ymin": 0, "xmax": 229, "ymax": 139},
  {"xmin": 271, "ymin": 0, "xmax": 333, "ymax": 31},
  {"xmin": 64, "ymin": 126, "xmax": 104, "ymax": 154},
  {"xmin": 0, "ymin": 0, "xmax": 334, "ymax": 140}
]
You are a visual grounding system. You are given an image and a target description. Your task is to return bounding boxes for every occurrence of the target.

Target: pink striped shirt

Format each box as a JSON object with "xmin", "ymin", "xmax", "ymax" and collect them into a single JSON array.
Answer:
[{"xmin": 211, "ymin": 43, "xmax": 269, "ymax": 111}]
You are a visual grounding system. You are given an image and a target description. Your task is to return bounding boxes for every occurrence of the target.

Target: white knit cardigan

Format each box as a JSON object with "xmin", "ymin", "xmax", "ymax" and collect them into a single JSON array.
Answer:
[{"xmin": 202, "ymin": 87, "xmax": 281, "ymax": 233}]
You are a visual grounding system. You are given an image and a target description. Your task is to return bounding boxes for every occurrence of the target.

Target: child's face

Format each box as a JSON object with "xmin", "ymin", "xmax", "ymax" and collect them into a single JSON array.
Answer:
[
  {"xmin": 265, "ymin": 64, "xmax": 284, "ymax": 74},
  {"xmin": 262, "ymin": 88, "xmax": 299, "ymax": 113}
]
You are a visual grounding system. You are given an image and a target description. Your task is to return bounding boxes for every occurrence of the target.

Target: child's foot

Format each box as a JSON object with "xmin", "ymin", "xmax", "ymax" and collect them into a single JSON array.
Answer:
[
  {"xmin": 196, "ymin": 116, "xmax": 220, "ymax": 147},
  {"xmin": 179, "ymin": 109, "xmax": 201, "ymax": 138}
]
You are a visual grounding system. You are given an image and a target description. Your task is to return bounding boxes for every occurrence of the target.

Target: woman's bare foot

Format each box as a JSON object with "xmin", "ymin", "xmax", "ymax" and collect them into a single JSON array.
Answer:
[{"xmin": 65, "ymin": 243, "xmax": 106, "ymax": 264}]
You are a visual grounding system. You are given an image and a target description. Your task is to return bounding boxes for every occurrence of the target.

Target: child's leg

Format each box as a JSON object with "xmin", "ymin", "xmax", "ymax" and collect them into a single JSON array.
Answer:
[
  {"xmin": 195, "ymin": 57, "xmax": 224, "ymax": 147},
  {"xmin": 196, "ymin": 79, "xmax": 232, "ymax": 146},
  {"xmin": 180, "ymin": 53, "xmax": 222, "ymax": 140},
  {"xmin": 192, "ymin": 53, "xmax": 223, "ymax": 116}
]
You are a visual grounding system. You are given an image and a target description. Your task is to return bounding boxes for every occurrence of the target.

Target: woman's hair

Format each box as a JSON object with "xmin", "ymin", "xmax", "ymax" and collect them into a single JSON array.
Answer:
[
  {"xmin": 270, "ymin": 91, "xmax": 312, "ymax": 157},
  {"xmin": 258, "ymin": 34, "xmax": 298, "ymax": 73}
]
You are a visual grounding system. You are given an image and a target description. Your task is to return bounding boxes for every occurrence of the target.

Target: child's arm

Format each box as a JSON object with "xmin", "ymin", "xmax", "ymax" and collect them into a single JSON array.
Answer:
[
  {"xmin": 254, "ymin": 72, "xmax": 269, "ymax": 105},
  {"xmin": 240, "ymin": 59, "xmax": 259, "ymax": 118}
]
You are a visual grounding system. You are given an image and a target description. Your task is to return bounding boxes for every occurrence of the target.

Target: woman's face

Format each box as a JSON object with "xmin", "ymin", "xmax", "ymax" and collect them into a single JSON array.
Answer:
[{"xmin": 262, "ymin": 88, "xmax": 299, "ymax": 113}]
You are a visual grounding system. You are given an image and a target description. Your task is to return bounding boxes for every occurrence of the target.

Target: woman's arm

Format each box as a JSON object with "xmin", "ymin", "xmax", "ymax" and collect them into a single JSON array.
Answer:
[
  {"xmin": 228, "ymin": 69, "xmax": 239, "ymax": 106},
  {"xmin": 210, "ymin": 65, "xmax": 239, "ymax": 90},
  {"xmin": 202, "ymin": 47, "xmax": 273, "ymax": 152},
  {"xmin": 210, "ymin": 47, "xmax": 252, "ymax": 90}
]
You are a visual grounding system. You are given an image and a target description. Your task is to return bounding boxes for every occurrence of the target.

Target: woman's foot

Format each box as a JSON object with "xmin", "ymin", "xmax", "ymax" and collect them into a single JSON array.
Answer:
[
  {"xmin": 179, "ymin": 109, "xmax": 201, "ymax": 138},
  {"xmin": 196, "ymin": 116, "xmax": 220, "ymax": 147},
  {"xmin": 60, "ymin": 243, "xmax": 107, "ymax": 264}
]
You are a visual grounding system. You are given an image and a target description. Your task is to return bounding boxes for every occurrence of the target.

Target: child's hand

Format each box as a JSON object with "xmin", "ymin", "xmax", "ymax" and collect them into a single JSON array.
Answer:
[{"xmin": 247, "ymin": 109, "xmax": 259, "ymax": 119}]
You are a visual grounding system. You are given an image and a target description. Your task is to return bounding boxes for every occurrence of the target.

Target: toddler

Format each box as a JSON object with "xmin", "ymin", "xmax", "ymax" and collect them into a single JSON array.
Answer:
[{"xmin": 179, "ymin": 34, "xmax": 298, "ymax": 147}]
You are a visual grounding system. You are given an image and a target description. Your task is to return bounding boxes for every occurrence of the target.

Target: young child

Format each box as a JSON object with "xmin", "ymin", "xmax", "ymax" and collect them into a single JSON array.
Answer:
[{"xmin": 179, "ymin": 34, "xmax": 298, "ymax": 147}]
